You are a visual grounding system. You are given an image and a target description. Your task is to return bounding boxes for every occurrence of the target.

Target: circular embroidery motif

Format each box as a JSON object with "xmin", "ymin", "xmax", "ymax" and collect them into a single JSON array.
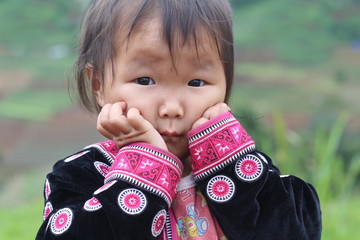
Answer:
[
  {"xmin": 94, "ymin": 161, "xmax": 110, "ymax": 177},
  {"xmin": 84, "ymin": 197, "xmax": 102, "ymax": 212},
  {"xmin": 45, "ymin": 178, "xmax": 51, "ymax": 200},
  {"xmin": 235, "ymin": 154, "xmax": 263, "ymax": 182},
  {"xmin": 206, "ymin": 175, "xmax": 235, "ymax": 202},
  {"xmin": 151, "ymin": 209, "xmax": 167, "ymax": 237},
  {"xmin": 118, "ymin": 188, "xmax": 147, "ymax": 215},
  {"xmin": 94, "ymin": 180, "xmax": 117, "ymax": 195},
  {"xmin": 64, "ymin": 150, "xmax": 90, "ymax": 162},
  {"xmin": 50, "ymin": 208, "xmax": 73, "ymax": 235},
  {"xmin": 43, "ymin": 202, "xmax": 53, "ymax": 221}
]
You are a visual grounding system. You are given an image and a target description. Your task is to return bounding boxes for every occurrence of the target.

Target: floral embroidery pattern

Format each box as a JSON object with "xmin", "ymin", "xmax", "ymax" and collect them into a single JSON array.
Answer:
[
  {"xmin": 64, "ymin": 150, "xmax": 90, "ymax": 163},
  {"xmin": 43, "ymin": 202, "xmax": 53, "ymax": 221},
  {"xmin": 84, "ymin": 197, "xmax": 102, "ymax": 212},
  {"xmin": 235, "ymin": 154, "xmax": 263, "ymax": 182},
  {"xmin": 188, "ymin": 112, "xmax": 255, "ymax": 180},
  {"xmin": 206, "ymin": 175, "xmax": 235, "ymax": 203},
  {"xmin": 44, "ymin": 178, "xmax": 51, "ymax": 200},
  {"xmin": 93, "ymin": 180, "xmax": 117, "ymax": 195},
  {"xmin": 50, "ymin": 208, "xmax": 73, "ymax": 235},
  {"xmin": 152, "ymin": 209, "xmax": 167, "ymax": 237},
  {"xmin": 118, "ymin": 188, "xmax": 147, "ymax": 215},
  {"xmin": 105, "ymin": 143, "xmax": 182, "ymax": 206},
  {"xmin": 94, "ymin": 161, "xmax": 110, "ymax": 177}
]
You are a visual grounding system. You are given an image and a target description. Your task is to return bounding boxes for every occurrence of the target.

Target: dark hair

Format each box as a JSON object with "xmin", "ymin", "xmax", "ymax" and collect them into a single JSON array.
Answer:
[{"xmin": 75, "ymin": 0, "xmax": 234, "ymax": 112}]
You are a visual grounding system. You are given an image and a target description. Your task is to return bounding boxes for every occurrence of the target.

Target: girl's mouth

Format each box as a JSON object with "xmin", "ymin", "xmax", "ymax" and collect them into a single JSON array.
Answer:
[{"xmin": 161, "ymin": 131, "xmax": 181, "ymax": 137}]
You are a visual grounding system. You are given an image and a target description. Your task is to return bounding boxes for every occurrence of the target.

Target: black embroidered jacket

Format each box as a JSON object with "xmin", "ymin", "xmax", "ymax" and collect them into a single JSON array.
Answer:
[{"xmin": 36, "ymin": 112, "xmax": 322, "ymax": 240}]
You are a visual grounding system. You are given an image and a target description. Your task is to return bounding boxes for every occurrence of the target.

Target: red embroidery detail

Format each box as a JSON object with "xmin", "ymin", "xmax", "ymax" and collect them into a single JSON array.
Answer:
[
  {"xmin": 206, "ymin": 175, "xmax": 235, "ymax": 202},
  {"xmin": 88, "ymin": 141, "xmax": 120, "ymax": 163},
  {"xmin": 50, "ymin": 208, "xmax": 73, "ymax": 235},
  {"xmin": 64, "ymin": 150, "xmax": 90, "ymax": 162},
  {"xmin": 94, "ymin": 161, "xmax": 110, "ymax": 177},
  {"xmin": 118, "ymin": 188, "xmax": 147, "ymax": 215},
  {"xmin": 84, "ymin": 197, "xmax": 102, "ymax": 211},
  {"xmin": 106, "ymin": 144, "xmax": 182, "ymax": 205},
  {"xmin": 189, "ymin": 113, "xmax": 255, "ymax": 178},
  {"xmin": 94, "ymin": 180, "xmax": 117, "ymax": 195},
  {"xmin": 235, "ymin": 154, "xmax": 263, "ymax": 182},
  {"xmin": 45, "ymin": 178, "xmax": 51, "ymax": 200},
  {"xmin": 152, "ymin": 209, "xmax": 167, "ymax": 237},
  {"xmin": 43, "ymin": 202, "xmax": 53, "ymax": 221},
  {"xmin": 241, "ymin": 160, "xmax": 257, "ymax": 175}
]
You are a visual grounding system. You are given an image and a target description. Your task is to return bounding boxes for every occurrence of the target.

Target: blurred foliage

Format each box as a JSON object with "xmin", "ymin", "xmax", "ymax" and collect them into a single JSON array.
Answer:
[
  {"xmin": 232, "ymin": 0, "xmax": 360, "ymax": 64},
  {"xmin": 1, "ymin": 0, "xmax": 359, "ymax": 65},
  {"xmin": 270, "ymin": 113, "xmax": 360, "ymax": 239},
  {"xmin": 0, "ymin": 89, "xmax": 70, "ymax": 121},
  {"xmin": 0, "ymin": 0, "xmax": 82, "ymax": 55},
  {"xmin": 0, "ymin": 201, "xmax": 43, "ymax": 239},
  {"xmin": 230, "ymin": 107, "xmax": 360, "ymax": 238}
]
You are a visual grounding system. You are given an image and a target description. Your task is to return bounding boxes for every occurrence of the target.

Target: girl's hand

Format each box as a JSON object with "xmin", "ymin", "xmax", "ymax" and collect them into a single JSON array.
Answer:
[
  {"xmin": 191, "ymin": 102, "xmax": 230, "ymax": 129},
  {"xmin": 97, "ymin": 102, "xmax": 167, "ymax": 150}
]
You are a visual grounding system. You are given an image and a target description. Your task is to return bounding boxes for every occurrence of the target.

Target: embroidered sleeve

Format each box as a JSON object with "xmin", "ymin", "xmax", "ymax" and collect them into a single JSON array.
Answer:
[
  {"xmin": 187, "ymin": 111, "xmax": 256, "ymax": 181},
  {"xmin": 36, "ymin": 141, "xmax": 182, "ymax": 240},
  {"xmin": 188, "ymin": 112, "xmax": 322, "ymax": 240},
  {"xmin": 104, "ymin": 142, "xmax": 183, "ymax": 207}
]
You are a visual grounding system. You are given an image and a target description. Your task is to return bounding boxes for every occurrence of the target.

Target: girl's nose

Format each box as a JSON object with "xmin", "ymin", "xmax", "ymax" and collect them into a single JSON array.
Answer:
[{"xmin": 159, "ymin": 99, "xmax": 184, "ymax": 118}]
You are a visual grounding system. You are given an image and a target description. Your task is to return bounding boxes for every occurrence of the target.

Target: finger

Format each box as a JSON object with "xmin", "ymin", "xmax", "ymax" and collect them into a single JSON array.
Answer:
[
  {"xmin": 203, "ymin": 103, "xmax": 230, "ymax": 119},
  {"xmin": 119, "ymin": 101, "xmax": 127, "ymax": 113},
  {"xmin": 108, "ymin": 103, "xmax": 132, "ymax": 134},
  {"xmin": 126, "ymin": 108, "xmax": 166, "ymax": 149},
  {"xmin": 191, "ymin": 117, "xmax": 209, "ymax": 129},
  {"xmin": 126, "ymin": 108, "xmax": 153, "ymax": 132},
  {"xmin": 97, "ymin": 104, "xmax": 114, "ymax": 139},
  {"xmin": 98, "ymin": 103, "xmax": 131, "ymax": 137}
]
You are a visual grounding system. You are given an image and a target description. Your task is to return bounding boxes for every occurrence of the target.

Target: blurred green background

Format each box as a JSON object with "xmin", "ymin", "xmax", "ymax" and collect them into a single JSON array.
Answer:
[{"xmin": 0, "ymin": 0, "xmax": 359, "ymax": 239}]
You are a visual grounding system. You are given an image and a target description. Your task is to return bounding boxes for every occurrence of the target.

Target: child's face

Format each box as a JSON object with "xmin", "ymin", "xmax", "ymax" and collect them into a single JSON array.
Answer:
[{"xmin": 95, "ymin": 19, "xmax": 226, "ymax": 159}]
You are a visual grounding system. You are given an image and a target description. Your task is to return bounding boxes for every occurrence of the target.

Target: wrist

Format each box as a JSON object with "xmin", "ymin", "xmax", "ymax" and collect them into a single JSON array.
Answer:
[
  {"xmin": 105, "ymin": 142, "xmax": 183, "ymax": 206},
  {"xmin": 187, "ymin": 112, "xmax": 256, "ymax": 180}
]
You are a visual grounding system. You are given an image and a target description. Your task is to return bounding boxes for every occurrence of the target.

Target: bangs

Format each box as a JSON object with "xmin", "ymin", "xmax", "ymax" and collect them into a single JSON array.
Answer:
[{"xmin": 123, "ymin": 0, "xmax": 232, "ymax": 61}]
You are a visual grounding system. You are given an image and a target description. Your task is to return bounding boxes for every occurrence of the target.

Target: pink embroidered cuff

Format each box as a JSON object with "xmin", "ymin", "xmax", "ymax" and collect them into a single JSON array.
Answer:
[
  {"xmin": 104, "ymin": 142, "xmax": 183, "ymax": 206},
  {"xmin": 187, "ymin": 112, "xmax": 256, "ymax": 180}
]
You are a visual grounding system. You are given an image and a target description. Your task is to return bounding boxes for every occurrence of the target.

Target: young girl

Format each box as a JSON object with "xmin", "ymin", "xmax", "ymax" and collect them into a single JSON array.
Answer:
[{"xmin": 36, "ymin": 0, "xmax": 321, "ymax": 239}]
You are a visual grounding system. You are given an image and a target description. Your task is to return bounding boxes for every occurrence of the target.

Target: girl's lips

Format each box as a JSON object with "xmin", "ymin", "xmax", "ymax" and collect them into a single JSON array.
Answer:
[{"xmin": 161, "ymin": 131, "xmax": 182, "ymax": 137}]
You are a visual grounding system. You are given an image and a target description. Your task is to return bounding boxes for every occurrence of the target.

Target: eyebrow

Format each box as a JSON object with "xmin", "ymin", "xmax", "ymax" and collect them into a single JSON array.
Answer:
[{"xmin": 125, "ymin": 41, "xmax": 219, "ymax": 71}]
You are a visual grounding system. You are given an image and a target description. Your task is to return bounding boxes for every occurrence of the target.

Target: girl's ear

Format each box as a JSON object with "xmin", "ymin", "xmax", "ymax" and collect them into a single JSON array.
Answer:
[{"xmin": 86, "ymin": 63, "xmax": 106, "ymax": 107}]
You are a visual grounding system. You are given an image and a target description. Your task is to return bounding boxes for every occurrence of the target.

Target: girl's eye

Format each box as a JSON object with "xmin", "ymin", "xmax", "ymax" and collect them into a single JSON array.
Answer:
[
  {"xmin": 188, "ymin": 79, "xmax": 205, "ymax": 87},
  {"xmin": 135, "ymin": 77, "xmax": 155, "ymax": 85}
]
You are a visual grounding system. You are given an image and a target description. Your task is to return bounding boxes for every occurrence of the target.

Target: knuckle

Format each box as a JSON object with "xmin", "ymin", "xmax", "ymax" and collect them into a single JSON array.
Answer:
[
  {"xmin": 98, "ymin": 116, "xmax": 108, "ymax": 126},
  {"xmin": 109, "ymin": 116, "xmax": 119, "ymax": 126}
]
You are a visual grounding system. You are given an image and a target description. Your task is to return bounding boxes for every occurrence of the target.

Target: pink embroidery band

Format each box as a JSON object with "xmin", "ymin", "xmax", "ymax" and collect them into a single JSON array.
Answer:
[
  {"xmin": 85, "ymin": 141, "xmax": 120, "ymax": 164},
  {"xmin": 188, "ymin": 112, "xmax": 256, "ymax": 180},
  {"xmin": 105, "ymin": 143, "xmax": 183, "ymax": 206}
]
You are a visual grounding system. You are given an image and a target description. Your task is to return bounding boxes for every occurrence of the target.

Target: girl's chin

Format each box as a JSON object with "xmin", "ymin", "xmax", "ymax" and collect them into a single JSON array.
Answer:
[
  {"xmin": 172, "ymin": 149, "xmax": 190, "ymax": 161},
  {"xmin": 167, "ymin": 144, "xmax": 189, "ymax": 160},
  {"xmin": 165, "ymin": 139, "xmax": 189, "ymax": 159}
]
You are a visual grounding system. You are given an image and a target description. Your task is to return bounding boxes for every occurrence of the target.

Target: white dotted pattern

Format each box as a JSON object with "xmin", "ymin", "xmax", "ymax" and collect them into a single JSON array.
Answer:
[
  {"xmin": 84, "ymin": 197, "xmax": 102, "ymax": 212},
  {"xmin": 118, "ymin": 188, "xmax": 147, "ymax": 215},
  {"xmin": 206, "ymin": 175, "xmax": 235, "ymax": 203},
  {"xmin": 43, "ymin": 202, "xmax": 53, "ymax": 221},
  {"xmin": 94, "ymin": 180, "xmax": 117, "ymax": 195},
  {"xmin": 235, "ymin": 154, "xmax": 263, "ymax": 182},
  {"xmin": 50, "ymin": 208, "xmax": 73, "ymax": 235},
  {"xmin": 151, "ymin": 209, "xmax": 167, "ymax": 237}
]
